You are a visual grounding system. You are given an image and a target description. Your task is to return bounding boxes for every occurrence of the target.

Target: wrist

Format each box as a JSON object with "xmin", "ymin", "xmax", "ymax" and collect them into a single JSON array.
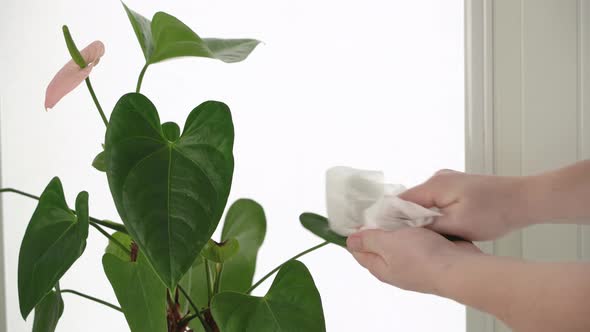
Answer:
[{"xmin": 510, "ymin": 175, "xmax": 547, "ymax": 227}]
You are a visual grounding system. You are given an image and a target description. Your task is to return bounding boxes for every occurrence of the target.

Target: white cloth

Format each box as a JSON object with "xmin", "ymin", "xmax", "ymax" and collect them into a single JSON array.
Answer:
[{"xmin": 326, "ymin": 166, "xmax": 441, "ymax": 236}]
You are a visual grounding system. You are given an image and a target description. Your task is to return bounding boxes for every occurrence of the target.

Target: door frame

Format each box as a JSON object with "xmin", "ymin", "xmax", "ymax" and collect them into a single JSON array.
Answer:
[{"xmin": 464, "ymin": 0, "xmax": 495, "ymax": 330}]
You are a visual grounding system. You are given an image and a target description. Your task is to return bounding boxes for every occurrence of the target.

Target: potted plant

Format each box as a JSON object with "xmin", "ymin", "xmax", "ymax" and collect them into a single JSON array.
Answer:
[{"xmin": 3, "ymin": 3, "xmax": 345, "ymax": 332}]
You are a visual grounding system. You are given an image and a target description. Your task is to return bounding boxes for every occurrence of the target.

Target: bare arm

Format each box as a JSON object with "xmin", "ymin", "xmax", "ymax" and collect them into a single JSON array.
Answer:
[
  {"xmin": 439, "ymin": 254, "xmax": 590, "ymax": 332},
  {"xmin": 524, "ymin": 160, "xmax": 590, "ymax": 224},
  {"xmin": 348, "ymin": 228, "xmax": 590, "ymax": 332}
]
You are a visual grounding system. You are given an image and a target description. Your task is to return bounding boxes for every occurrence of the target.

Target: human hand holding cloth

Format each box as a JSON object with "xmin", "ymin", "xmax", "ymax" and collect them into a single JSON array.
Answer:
[{"xmin": 326, "ymin": 166, "xmax": 466, "ymax": 241}]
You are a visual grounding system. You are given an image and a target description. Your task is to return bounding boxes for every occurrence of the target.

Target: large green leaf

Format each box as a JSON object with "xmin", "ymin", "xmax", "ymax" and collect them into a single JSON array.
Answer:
[
  {"xmin": 300, "ymin": 212, "xmax": 347, "ymax": 247},
  {"xmin": 219, "ymin": 199, "xmax": 266, "ymax": 292},
  {"xmin": 103, "ymin": 253, "xmax": 167, "ymax": 332},
  {"xmin": 18, "ymin": 177, "xmax": 89, "ymax": 319},
  {"xmin": 105, "ymin": 93, "xmax": 234, "ymax": 288},
  {"xmin": 211, "ymin": 260, "xmax": 326, "ymax": 332},
  {"xmin": 32, "ymin": 290, "xmax": 64, "ymax": 332},
  {"xmin": 122, "ymin": 4, "xmax": 260, "ymax": 65}
]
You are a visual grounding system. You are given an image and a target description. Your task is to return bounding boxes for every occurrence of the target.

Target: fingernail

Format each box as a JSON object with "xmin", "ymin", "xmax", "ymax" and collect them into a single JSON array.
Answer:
[{"xmin": 347, "ymin": 234, "xmax": 362, "ymax": 252}]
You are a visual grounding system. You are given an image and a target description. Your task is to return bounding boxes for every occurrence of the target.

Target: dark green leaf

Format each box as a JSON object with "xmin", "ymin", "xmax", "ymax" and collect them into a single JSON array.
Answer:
[
  {"xmin": 201, "ymin": 239, "xmax": 239, "ymax": 263},
  {"xmin": 92, "ymin": 150, "xmax": 106, "ymax": 172},
  {"xmin": 32, "ymin": 290, "xmax": 64, "ymax": 332},
  {"xmin": 103, "ymin": 253, "xmax": 167, "ymax": 332},
  {"xmin": 219, "ymin": 199, "xmax": 266, "ymax": 292},
  {"xmin": 18, "ymin": 177, "xmax": 89, "ymax": 319},
  {"xmin": 211, "ymin": 260, "xmax": 326, "ymax": 332},
  {"xmin": 122, "ymin": 2, "xmax": 154, "ymax": 61},
  {"xmin": 300, "ymin": 212, "xmax": 347, "ymax": 247},
  {"xmin": 105, "ymin": 93, "xmax": 234, "ymax": 288},
  {"xmin": 148, "ymin": 11, "xmax": 260, "ymax": 64}
]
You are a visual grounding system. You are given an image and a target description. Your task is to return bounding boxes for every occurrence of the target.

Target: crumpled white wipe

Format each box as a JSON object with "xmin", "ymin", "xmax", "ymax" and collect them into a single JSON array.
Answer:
[{"xmin": 326, "ymin": 166, "xmax": 441, "ymax": 237}]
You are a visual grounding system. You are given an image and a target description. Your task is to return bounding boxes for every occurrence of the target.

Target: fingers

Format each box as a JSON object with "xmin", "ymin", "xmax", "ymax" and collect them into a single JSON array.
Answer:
[
  {"xmin": 347, "ymin": 229, "xmax": 392, "ymax": 256},
  {"xmin": 350, "ymin": 251, "xmax": 389, "ymax": 280},
  {"xmin": 398, "ymin": 182, "xmax": 438, "ymax": 208},
  {"xmin": 398, "ymin": 169, "xmax": 461, "ymax": 208},
  {"xmin": 453, "ymin": 241, "xmax": 483, "ymax": 254}
]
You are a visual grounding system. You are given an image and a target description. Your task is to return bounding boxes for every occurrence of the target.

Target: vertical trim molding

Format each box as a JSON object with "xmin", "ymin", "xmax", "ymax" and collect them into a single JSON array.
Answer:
[
  {"xmin": 0, "ymin": 95, "xmax": 7, "ymax": 331},
  {"xmin": 465, "ymin": 0, "xmax": 495, "ymax": 331}
]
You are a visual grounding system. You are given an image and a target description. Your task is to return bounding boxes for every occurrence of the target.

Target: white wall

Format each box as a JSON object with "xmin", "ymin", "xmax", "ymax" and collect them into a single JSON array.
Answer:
[{"xmin": 0, "ymin": 0, "xmax": 465, "ymax": 331}]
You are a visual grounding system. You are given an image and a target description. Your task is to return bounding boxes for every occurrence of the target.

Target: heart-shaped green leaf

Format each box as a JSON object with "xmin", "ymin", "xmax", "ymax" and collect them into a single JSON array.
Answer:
[
  {"xmin": 150, "ymin": 12, "xmax": 261, "ymax": 64},
  {"xmin": 219, "ymin": 199, "xmax": 266, "ymax": 292},
  {"xmin": 211, "ymin": 260, "xmax": 326, "ymax": 332},
  {"xmin": 201, "ymin": 239, "xmax": 239, "ymax": 263},
  {"xmin": 92, "ymin": 150, "xmax": 106, "ymax": 172},
  {"xmin": 105, "ymin": 93, "xmax": 234, "ymax": 288},
  {"xmin": 32, "ymin": 290, "xmax": 64, "ymax": 332},
  {"xmin": 122, "ymin": 4, "xmax": 260, "ymax": 65},
  {"xmin": 18, "ymin": 177, "xmax": 89, "ymax": 319},
  {"xmin": 300, "ymin": 212, "xmax": 347, "ymax": 247},
  {"xmin": 103, "ymin": 252, "xmax": 167, "ymax": 332}
]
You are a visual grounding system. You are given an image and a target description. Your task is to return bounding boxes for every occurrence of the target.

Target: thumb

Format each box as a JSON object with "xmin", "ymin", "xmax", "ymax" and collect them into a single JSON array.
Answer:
[
  {"xmin": 398, "ymin": 169, "xmax": 459, "ymax": 208},
  {"xmin": 398, "ymin": 182, "xmax": 438, "ymax": 208},
  {"xmin": 347, "ymin": 230, "xmax": 391, "ymax": 256}
]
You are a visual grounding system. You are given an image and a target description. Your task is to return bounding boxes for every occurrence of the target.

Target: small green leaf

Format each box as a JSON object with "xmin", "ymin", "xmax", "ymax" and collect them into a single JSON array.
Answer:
[
  {"xmin": 201, "ymin": 239, "xmax": 239, "ymax": 263},
  {"xmin": 162, "ymin": 121, "xmax": 180, "ymax": 142},
  {"xmin": 122, "ymin": 2, "xmax": 154, "ymax": 61},
  {"xmin": 300, "ymin": 212, "xmax": 347, "ymax": 247},
  {"xmin": 103, "ymin": 253, "xmax": 167, "ymax": 332},
  {"xmin": 18, "ymin": 177, "xmax": 89, "ymax": 319},
  {"xmin": 219, "ymin": 199, "xmax": 266, "ymax": 293},
  {"xmin": 105, "ymin": 93, "xmax": 234, "ymax": 288},
  {"xmin": 149, "ymin": 12, "xmax": 261, "ymax": 64},
  {"xmin": 32, "ymin": 290, "xmax": 64, "ymax": 332},
  {"xmin": 92, "ymin": 150, "xmax": 106, "ymax": 172},
  {"xmin": 211, "ymin": 260, "xmax": 326, "ymax": 332},
  {"xmin": 105, "ymin": 231, "xmax": 133, "ymax": 261}
]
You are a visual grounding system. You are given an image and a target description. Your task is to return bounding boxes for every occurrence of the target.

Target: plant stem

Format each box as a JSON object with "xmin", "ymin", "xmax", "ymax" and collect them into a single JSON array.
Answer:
[
  {"xmin": 90, "ymin": 219, "xmax": 127, "ymax": 234},
  {"xmin": 204, "ymin": 259, "xmax": 213, "ymax": 304},
  {"xmin": 178, "ymin": 285, "xmax": 210, "ymax": 332},
  {"xmin": 246, "ymin": 241, "xmax": 329, "ymax": 295},
  {"xmin": 136, "ymin": 64, "xmax": 149, "ymax": 93},
  {"xmin": 60, "ymin": 289, "xmax": 122, "ymax": 313},
  {"xmin": 0, "ymin": 187, "xmax": 128, "ymax": 234},
  {"xmin": 0, "ymin": 188, "xmax": 39, "ymax": 200},
  {"xmin": 213, "ymin": 263, "xmax": 223, "ymax": 295},
  {"xmin": 90, "ymin": 222, "xmax": 130, "ymax": 255},
  {"xmin": 85, "ymin": 78, "xmax": 108, "ymax": 127}
]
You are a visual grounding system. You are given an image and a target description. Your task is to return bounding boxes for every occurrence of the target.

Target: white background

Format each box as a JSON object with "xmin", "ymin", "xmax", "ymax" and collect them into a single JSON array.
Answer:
[{"xmin": 0, "ymin": 0, "xmax": 465, "ymax": 331}]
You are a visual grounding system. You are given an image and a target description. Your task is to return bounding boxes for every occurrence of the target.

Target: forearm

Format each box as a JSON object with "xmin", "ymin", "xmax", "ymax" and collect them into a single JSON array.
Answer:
[
  {"xmin": 521, "ymin": 160, "xmax": 590, "ymax": 224},
  {"xmin": 437, "ymin": 254, "xmax": 590, "ymax": 332}
]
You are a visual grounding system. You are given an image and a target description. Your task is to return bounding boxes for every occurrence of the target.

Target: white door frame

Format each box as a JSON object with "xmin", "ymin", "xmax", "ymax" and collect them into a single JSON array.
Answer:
[{"xmin": 464, "ymin": 0, "xmax": 495, "ymax": 331}]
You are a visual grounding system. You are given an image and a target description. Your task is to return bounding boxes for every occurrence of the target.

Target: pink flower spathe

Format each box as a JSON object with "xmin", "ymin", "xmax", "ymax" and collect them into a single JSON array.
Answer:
[{"xmin": 44, "ymin": 40, "xmax": 105, "ymax": 110}]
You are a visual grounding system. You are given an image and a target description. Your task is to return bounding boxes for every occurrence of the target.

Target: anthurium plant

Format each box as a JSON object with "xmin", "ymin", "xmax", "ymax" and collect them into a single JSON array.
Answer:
[{"xmin": 1, "ymin": 4, "xmax": 348, "ymax": 332}]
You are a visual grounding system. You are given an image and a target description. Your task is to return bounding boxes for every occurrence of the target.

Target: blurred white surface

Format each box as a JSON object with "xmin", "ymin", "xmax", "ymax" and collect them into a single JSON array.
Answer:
[{"xmin": 0, "ymin": 0, "xmax": 465, "ymax": 331}]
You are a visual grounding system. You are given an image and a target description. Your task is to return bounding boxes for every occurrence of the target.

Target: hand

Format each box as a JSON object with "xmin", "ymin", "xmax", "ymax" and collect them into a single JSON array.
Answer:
[
  {"xmin": 399, "ymin": 170, "xmax": 529, "ymax": 241},
  {"xmin": 347, "ymin": 227, "xmax": 482, "ymax": 294}
]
